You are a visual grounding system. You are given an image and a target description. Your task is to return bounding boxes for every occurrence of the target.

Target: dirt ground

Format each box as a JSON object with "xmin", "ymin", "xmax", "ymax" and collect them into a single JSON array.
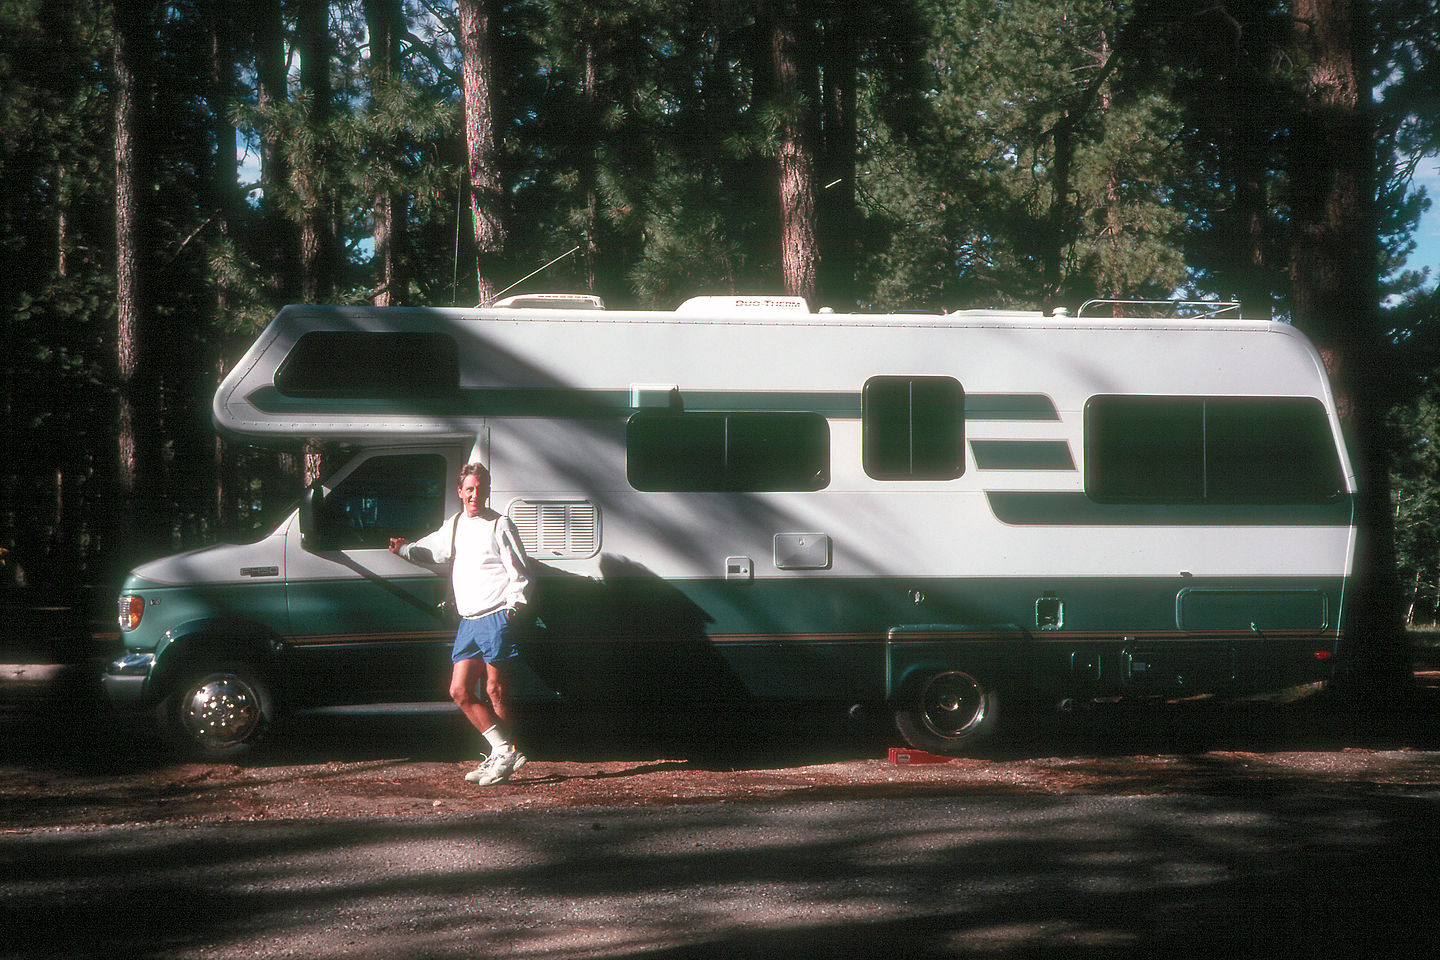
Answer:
[{"xmin": 4, "ymin": 669, "xmax": 1440, "ymax": 830}]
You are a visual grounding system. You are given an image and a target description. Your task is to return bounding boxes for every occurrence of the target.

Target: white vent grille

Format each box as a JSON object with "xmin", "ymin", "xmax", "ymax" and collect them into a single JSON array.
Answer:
[{"xmin": 508, "ymin": 500, "xmax": 601, "ymax": 559}]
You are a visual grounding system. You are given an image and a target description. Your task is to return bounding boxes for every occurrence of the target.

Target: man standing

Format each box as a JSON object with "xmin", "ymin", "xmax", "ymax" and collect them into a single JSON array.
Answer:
[{"xmin": 390, "ymin": 463, "xmax": 530, "ymax": 785}]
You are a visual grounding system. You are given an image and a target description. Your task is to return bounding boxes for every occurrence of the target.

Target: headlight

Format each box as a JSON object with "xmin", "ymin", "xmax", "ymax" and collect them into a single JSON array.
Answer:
[{"xmin": 118, "ymin": 595, "xmax": 145, "ymax": 632}]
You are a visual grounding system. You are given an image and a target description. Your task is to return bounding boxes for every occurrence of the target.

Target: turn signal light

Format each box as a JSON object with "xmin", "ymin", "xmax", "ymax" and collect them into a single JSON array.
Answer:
[{"xmin": 118, "ymin": 595, "xmax": 145, "ymax": 632}]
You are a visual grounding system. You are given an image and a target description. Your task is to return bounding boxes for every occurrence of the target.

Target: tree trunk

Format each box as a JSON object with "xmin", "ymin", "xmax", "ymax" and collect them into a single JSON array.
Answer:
[
  {"xmin": 1288, "ymin": 0, "xmax": 1408, "ymax": 688},
  {"xmin": 458, "ymin": 0, "xmax": 505, "ymax": 305},
  {"xmin": 297, "ymin": 0, "xmax": 336, "ymax": 304},
  {"xmin": 296, "ymin": 1, "xmax": 336, "ymax": 484},
  {"xmin": 1219, "ymin": 2, "xmax": 1278, "ymax": 317},
  {"xmin": 583, "ymin": 31, "xmax": 600, "ymax": 295},
  {"xmin": 206, "ymin": 0, "xmax": 241, "ymax": 535},
  {"xmin": 113, "ymin": 0, "xmax": 161, "ymax": 562},
  {"xmin": 819, "ymin": 8, "xmax": 858, "ymax": 310},
  {"xmin": 366, "ymin": 0, "xmax": 407, "ymax": 306},
  {"xmin": 255, "ymin": 0, "xmax": 299, "ymax": 303},
  {"xmin": 1043, "ymin": 113, "xmax": 1075, "ymax": 306},
  {"xmin": 770, "ymin": 0, "xmax": 819, "ymax": 306},
  {"xmin": 56, "ymin": 163, "xmax": 69, "ymax": 279},
  {"xmin": 1041, "ymin": 15, "xmax": 1131, "ymax": 309}
]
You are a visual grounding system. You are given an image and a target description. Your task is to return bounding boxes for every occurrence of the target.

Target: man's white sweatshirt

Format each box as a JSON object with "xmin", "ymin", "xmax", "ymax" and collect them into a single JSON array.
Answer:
[{"xmin": 401, "ymin": 511, "xmax": 531, "ymax": 617}]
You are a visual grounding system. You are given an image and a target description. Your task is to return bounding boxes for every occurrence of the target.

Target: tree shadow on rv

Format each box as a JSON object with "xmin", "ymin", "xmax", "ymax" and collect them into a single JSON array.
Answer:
[{"xmin": 519, "ymin": 555, "xmax": 752, "ymax": 709}]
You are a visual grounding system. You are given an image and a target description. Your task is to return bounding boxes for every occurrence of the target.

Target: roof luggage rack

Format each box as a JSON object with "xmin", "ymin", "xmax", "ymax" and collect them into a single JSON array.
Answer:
[{"xmin": 1075, "ymin": 298, "xmax": 1243, "ymax": 319}]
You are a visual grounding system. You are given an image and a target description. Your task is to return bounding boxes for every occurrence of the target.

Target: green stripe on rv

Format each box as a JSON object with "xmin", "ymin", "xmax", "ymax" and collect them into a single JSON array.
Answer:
[
  {"xmin": 971, "ymin": 440, "xmax": 1075, "ymax": 470},
  {"xmin": 245, "ymin": 387, "xmax": 1059, "ymax": 420},
  {"xmin": 121, "ymin": 571, "xmax": 1343, "ymax": 651},
  {"xmin": 985, "ymin": 491, "xmax": 1353, "ymax": 525},
  {"xmin": 266, "ymin": 574, "xmax": 1343, "ymax": 642}
]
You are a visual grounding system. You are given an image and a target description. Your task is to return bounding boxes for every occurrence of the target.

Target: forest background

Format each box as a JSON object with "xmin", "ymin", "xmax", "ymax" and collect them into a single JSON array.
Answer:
[{"xmin": 1, "ymin": 0, "xmax": 1438, "ymax": 668}]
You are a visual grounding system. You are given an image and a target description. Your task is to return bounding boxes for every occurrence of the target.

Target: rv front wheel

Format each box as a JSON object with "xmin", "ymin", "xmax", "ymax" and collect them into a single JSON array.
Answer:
[
  {"xmin": 161, "ymin": 662, "xmax": 276, "ymax": 761},
  {"xmin": 895, "ymin": 669, "xmax": 999, "ymax": 755}
]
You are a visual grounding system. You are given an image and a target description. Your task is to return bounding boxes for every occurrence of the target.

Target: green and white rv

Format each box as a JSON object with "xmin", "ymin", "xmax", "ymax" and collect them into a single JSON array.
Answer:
[{"xmin": 104, "ymin": 295, "xmax": 1356, "ymax": 758}]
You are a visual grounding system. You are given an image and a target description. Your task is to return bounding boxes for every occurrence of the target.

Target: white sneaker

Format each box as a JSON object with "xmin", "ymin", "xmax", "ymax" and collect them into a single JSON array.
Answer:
[
  {"xmin": 465, "ymin": 746, "xmax": 526, "ymax": 785},
  {"xmin": 470, "ymin": 746, "xmax": 526, "ymax": 785}
]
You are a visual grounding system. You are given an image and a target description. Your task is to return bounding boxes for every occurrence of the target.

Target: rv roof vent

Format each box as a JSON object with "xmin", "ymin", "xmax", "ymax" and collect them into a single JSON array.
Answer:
[
  {"xmin": 491, "ymin": 293, "xmax": 605, "ymax": 310},
  {"xmin": 675, "ymin": 295, "xmax": 810, "ymax": 315}
]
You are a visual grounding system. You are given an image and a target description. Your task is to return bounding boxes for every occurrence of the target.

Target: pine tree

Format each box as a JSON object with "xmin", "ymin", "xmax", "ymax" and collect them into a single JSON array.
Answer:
[
  {"xmin": 0, "ymin": 0, "xmax": 115, "ymax": 582},
  {"xmin": 366, "ymin": 0, "xmax": 408, "ymax": 305},
  {"xmin": 297, "ymin": 0, "xmax": 338, "ymax": 306},
  {"xmin": 1287, "ymin": 0, "xmax": 1406, "ymax": 686},
  {"xmin": 458, "ymin": 0, "xmax": 505, "ymax": 304},
  {"xmin": 769, "ymin": 0, "xmax": 819, "ymax": 304},
  {"xmin": 113, "ymin": 0, "xmax": 164, "ymax": 562}
]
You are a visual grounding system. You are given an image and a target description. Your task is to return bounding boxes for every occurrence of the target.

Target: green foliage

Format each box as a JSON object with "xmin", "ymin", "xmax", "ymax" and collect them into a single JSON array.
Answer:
[
  {"xmin": 1, "ymin": 0, "xmax": 1438, "ymax": 583},
  {"xmin": 1375, "ymin": 0, "xmax": 1439, "ymax": 299},
  {"xmin": 855, "ymin": 0, "xmax": 1189, "ymax": 310},
  {"xmin": 1392, "ymin": 388, "xmax": 1440, "ymax": 624},
  {"xmin": 0, "ymin": 0, "xmax": 117, "ymax": 581},
  {"xmin": 1386, "ymin": 285, "xmax": 1440, "ymax": 624}
]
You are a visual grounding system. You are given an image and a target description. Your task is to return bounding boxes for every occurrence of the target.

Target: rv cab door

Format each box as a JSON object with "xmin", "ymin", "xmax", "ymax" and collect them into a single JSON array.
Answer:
[{"xmin": 283, "ymin": 446, "xmax": 468, "ymax": 704}]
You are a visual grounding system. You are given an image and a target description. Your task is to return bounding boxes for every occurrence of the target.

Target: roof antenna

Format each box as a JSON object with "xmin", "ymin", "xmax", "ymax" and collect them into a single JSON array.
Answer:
[{"xmin": 480, "ymin": 246, "xmax": 581, "ymax": 307}]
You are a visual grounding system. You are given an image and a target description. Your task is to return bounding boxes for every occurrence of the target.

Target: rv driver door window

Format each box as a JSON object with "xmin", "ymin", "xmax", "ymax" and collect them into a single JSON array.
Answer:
[{"xmin": 317, "ymin": 453, "xmax": 448, "ymax": 550}]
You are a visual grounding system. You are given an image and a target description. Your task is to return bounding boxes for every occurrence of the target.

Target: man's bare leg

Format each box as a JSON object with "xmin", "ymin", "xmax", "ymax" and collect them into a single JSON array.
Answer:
[
  {"xmin": 450, "ymin": 657, "xmax": 499, "ymax": 735},
  {"xmin": 484, "ymin": 660, "xmax": 511, "ymax": 724},
  {"xmin": 453, "ymin": 657, "xmax": 525, "ymax": 783}
]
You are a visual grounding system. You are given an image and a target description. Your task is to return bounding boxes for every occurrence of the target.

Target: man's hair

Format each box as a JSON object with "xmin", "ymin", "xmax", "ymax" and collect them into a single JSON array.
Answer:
[{"xmin": 457, "ymin": 462, "xmax": 491, "ymax": 488}]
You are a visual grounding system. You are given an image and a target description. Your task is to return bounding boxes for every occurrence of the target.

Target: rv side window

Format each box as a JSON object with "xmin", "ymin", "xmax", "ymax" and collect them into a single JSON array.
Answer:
[
  {"xmin": 626, "ymin": 412, "xmax": 830, "ymax": 492},
  {"xmin": 317, "ymin": 453, "xmax": 448, "ymax": 549},
  {"xmin": 275, "ymin": 332, "xmax": 459, "ymax": 400},
  {"xmin": 862, "ymin": 376, "xmax": 965, "ymax": 480},
  {"xmin": 1084, "ymin": 396, "xmax": 1344, "ymax": 504}
]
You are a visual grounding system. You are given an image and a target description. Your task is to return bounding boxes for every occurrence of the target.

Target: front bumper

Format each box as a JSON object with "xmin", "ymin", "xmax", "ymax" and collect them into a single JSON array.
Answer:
[{"xmin": 101, "ymin": 652, "xmax": 155, "ymax": 705}]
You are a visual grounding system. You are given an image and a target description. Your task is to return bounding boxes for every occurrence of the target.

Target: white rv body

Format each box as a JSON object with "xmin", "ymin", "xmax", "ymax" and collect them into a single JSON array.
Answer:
[
  {"xmin": 214, "ymin": 302, "xmax": 1354, "ymax": 580},
  {"xmin": 108, "ymin": 298, "xmax": 1356, "ymax": 758}
]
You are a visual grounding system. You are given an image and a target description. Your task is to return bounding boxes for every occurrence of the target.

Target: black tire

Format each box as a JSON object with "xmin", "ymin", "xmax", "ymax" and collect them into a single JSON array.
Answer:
[
  {"xmin": 894, "ymin": 669, "xmax": 1000, "ymax": 755},
  {"xmin": 160, "ymin": 662, "xmax": 276, "ymax": 761}
]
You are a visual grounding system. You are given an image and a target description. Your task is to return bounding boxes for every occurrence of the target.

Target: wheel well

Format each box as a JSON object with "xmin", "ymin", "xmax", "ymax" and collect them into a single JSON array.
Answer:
[{"xmin": 151, "ymin": 627, "xmax": 278, "ymax": 696}]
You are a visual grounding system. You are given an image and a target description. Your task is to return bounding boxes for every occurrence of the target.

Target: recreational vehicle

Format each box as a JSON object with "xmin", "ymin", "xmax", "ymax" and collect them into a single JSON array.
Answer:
[{"xmin": 103, "ymin": 296, "xmax": 1356, "ymax": 759}]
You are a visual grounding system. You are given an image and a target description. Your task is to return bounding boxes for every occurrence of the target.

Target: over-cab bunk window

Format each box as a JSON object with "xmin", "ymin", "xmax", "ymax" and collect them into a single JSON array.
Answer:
[
  {"xmin": 626, "ymin": 411, "xmax": 830, "ymax": 492},
  {"xmin": 1084, "ymin": 396, "xmax": 1345, "ymax": 504},
  {"xmin": 275, "ymin": 331, "xmax": 459, "ymax": 400},
  {"xmin": 862, "ymin": 376, "xmax": 965, "ymax": 480}
]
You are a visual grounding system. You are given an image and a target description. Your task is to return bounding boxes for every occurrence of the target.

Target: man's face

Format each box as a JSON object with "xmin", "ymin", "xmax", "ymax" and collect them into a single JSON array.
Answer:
[{"xmin": 458, "ymin": 475, "xmax": 487, "ymax": 517}]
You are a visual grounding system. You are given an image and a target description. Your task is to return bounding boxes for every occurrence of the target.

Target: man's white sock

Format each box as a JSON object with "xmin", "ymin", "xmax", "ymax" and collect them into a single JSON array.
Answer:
[{"xmin": 481, "ymin": 724, "xmax": 510, "ymax": 753}]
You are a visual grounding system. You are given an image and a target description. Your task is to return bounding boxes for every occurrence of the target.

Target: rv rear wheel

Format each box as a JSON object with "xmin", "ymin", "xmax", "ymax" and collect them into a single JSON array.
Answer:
[
  {"xmin": 160, "ymin": 662, "xmax": 276, "ymax": 761},
  {"xmin": 894, "ymin": 669, "xmax": 999, "ymax": 755}
]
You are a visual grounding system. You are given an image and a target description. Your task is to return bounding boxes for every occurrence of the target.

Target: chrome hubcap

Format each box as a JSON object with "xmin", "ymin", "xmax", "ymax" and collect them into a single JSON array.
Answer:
[
  {"xmin": 180, "ymin": 675, "xmax": 260, "ymax": 750},
  {"xmin": 919, "ymin": 671, "xmax": 987, "ymax": 740}
]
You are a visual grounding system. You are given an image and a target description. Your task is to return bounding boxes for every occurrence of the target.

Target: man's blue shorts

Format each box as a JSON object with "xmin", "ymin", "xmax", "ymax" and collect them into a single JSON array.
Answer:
[{"xmin": 452, "ymin": 608, "xmax": 520, "ymax": 665}]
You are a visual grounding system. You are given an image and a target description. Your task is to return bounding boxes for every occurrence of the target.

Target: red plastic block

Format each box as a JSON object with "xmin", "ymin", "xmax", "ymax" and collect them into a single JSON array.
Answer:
[{"xmin": 888, "ymin": 747, "xmax": 954, "ymax": 765}]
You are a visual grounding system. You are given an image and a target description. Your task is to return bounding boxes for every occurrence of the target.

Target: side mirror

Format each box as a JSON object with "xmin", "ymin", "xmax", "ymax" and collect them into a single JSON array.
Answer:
[{"xmin": 299, "ymin": 482, "xmax": 326, "ymax": 551}]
